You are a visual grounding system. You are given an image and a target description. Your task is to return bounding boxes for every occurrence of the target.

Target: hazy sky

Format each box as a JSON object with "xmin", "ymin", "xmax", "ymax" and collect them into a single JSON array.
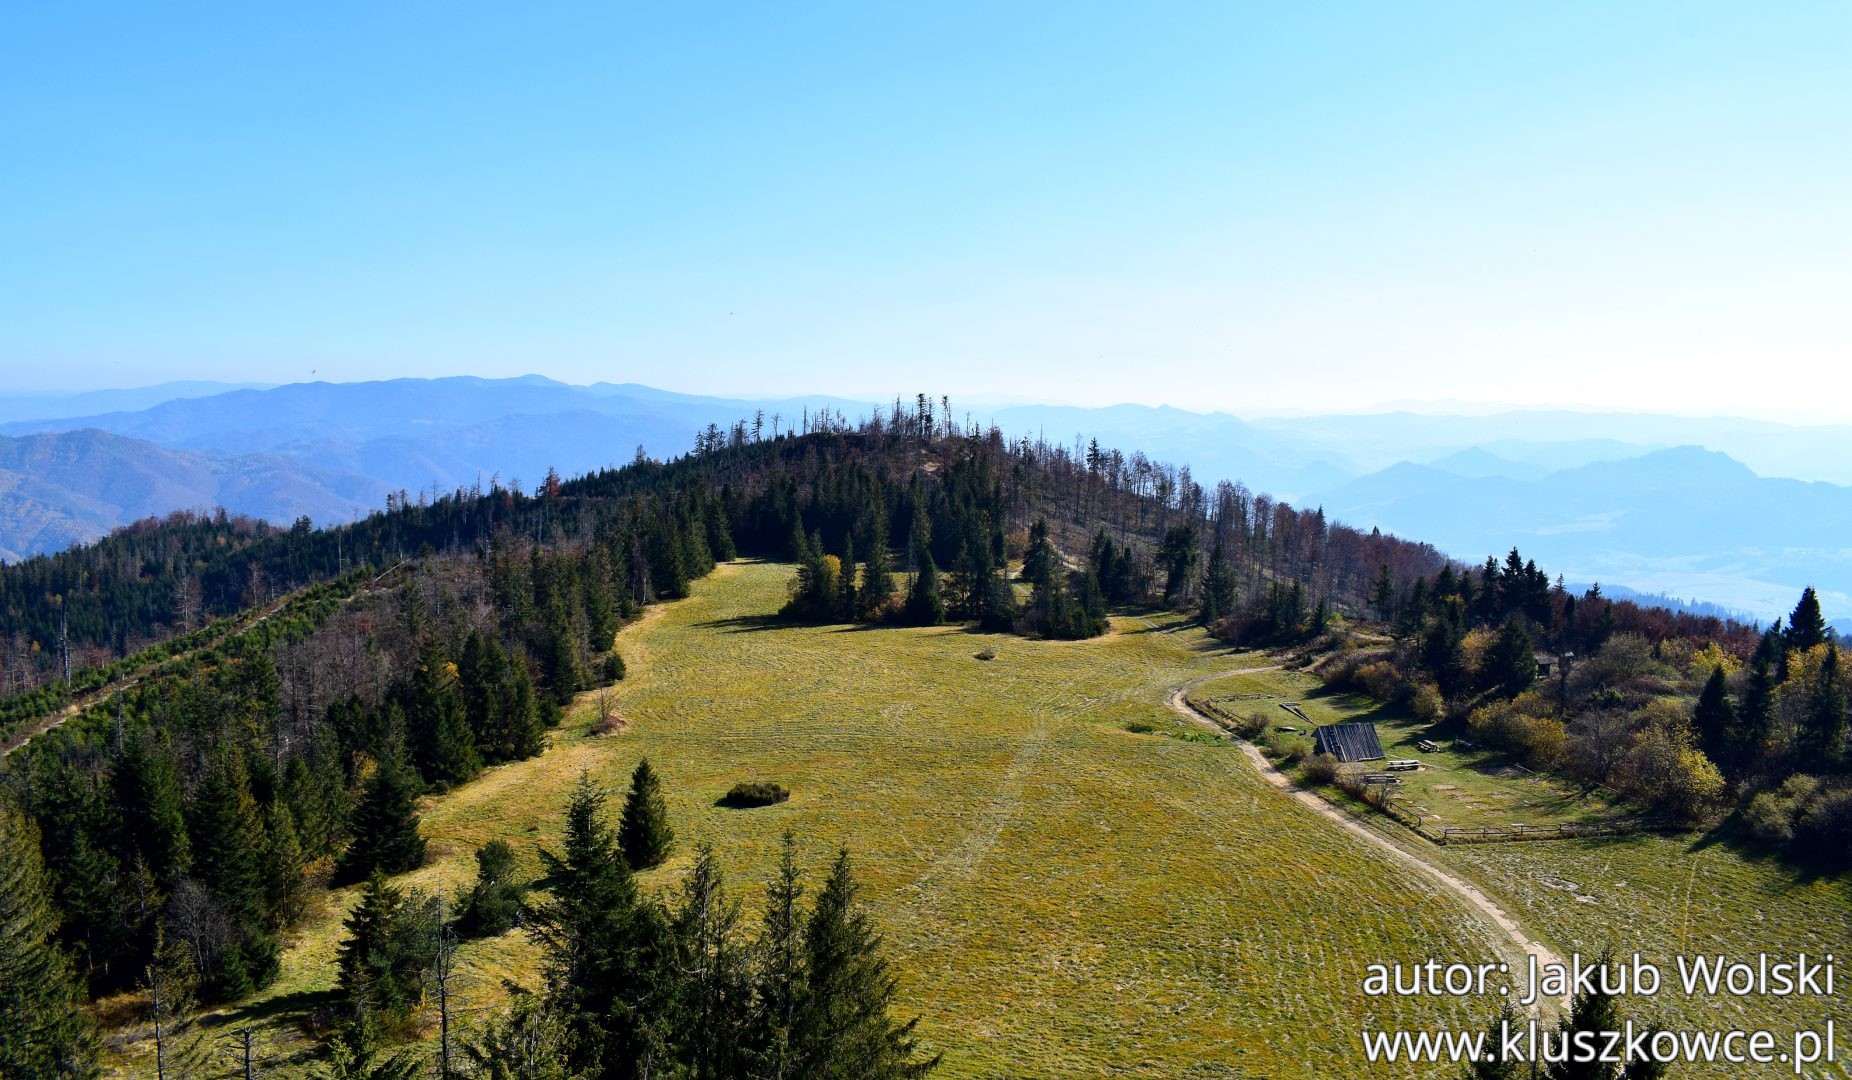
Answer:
[{"xmin": 3, "ymin": 4, "xmax": 1848, "ymax": 417}]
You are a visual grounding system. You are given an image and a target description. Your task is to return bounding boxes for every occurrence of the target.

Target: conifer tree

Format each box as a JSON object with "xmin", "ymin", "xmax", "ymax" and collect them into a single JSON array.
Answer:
[
  {"xmin": 531, "ymin": 772, "xmax": 669, "ymax": 1077},
  {"xmin": 1733, "ymin": 653, "xmax": 1777, "ymax": 774},
  {"xmin": 461, "ymin": 988, "xmax": 577, "ymax": 1080},
  {"xmin": 618, "ymin": 758, "xmax": 674, "ymax": 870},
  {"xmin": 409, "ymin": 645, "xmax": 481, "ymax": 788},
  {"xmin": 705, "ymin": 497, "xmax": 738, "ymax": 562},
  {"xmin": 1482, "ymin": 620, "xmax": 1538, "ymax": 698},
  {"xmin": 339, "ymin": 733, "xmax": 427, "ymax": 882},
  {"xmin": 1370, "ymin": 563, "xmax": 1396, "ymax": 623},
  {"xmin": 541, "ymin": 600, "xmax": 589, "ymax": 705},
  {"xmin": 1460, "ymin": 1000, "xmax": 1526, "ymax": 1079},
  {"xmin": 671, "ymin": 844, "xmax": 750, "ymax": 1078},
  {"xmin": 1786, "ymin": 587, "xmax": 1828, "ymax": 653},
  {"xmin": 456, "ymin": 840, "xmax": 523, "ymax": 939},
  {"xmin": 0, "ymin": 805, "xmax": 101, "ymax": 1079},
  {"xmin": 1799, "ymin": 642, "xmax": 1848, "ymax": 769},
  {"xmin": 1021, "ymin": 519, "xmax": 1057, "ymax": 589},
  {"xmin": 262, "ymin": 801, "xmax": 307, "ymax": 926},
  {"xmin": 113, "ymin": 732, "xmax": 191, "ymax": 890},
  {"xmin": 336, "ymin": 871, "xmax": 439, "ymax": 1045},
  {"xmin": 857, "ymin": 509, "xmax": 896, "ymax": 622},
  {"xmin": 792, "ymin": 852, "xmax": 938, "ymax": 1079},
  {"xmin": 752, "ymin": 834, "xmax": 806, "ymax": 1080},
  {"xmin": 188, "ymin": 751, "xmax": 279, "ymax": 998},
  {"xmin": 1692, "ymin": 665, "xmax": 1734, "ymax": 766},
  {"xmin": 837, "ymin": 535, "xmax": 858, "ymax": 621},
  {"xmin": 1200, "ymin": 542, "xmax": 1237, "ymax": 625},
  {"xmin": 904, "ymin": 546, "xmax": 945, "ymax": 626},
  {"xmin": 499, "ymin": 656, "xmax": 547, "ymax": 760}
]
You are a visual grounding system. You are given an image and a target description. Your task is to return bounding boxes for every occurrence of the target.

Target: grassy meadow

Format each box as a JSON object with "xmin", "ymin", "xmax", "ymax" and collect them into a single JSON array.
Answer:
[
  {"xmin": 1192, "ymin": 668, "xmax": 1630, "ymax": 829},
  {"xmin": 1192, "ymin": 664, "xmax": 1852, "ymax": 1055},
  {"xmin": 103, "ymin": 561, "xmax": 1852, "ymax": 1076}
]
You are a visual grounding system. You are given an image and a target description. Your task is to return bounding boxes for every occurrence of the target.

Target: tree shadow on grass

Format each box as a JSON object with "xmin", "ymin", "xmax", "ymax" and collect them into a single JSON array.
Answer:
[
  {"xmin": 692, "ymin": 613, "xmax": 790, "ymax": 634},
  {"xmin": 200, "ymin": 987, "xmax": 340, "ymax": 1032}
]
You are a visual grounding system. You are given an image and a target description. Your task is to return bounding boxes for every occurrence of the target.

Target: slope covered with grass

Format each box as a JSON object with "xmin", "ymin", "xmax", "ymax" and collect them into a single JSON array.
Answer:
[{"xmin": 116, "ymin": 560, "xmax": 1534, "ymax": 1076}]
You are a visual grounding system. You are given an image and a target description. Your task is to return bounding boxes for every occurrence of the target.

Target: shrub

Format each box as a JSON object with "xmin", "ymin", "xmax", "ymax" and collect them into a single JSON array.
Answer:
[
  {"xmin": 974, "ymin": 648, "xmax": 997, "ymax": 661},
  {"xmin": 1126, "ymin": 721, "xmax": 1156, "ymax": 734},
  {"xmin": 1301, "ymin": 753, "xmax": 1340, "ymax": 786},
  {"xmin": 601, "ymin": 652, "xmax": 626, "ymax": 684},
  {"xmin": 1353, "ymin": 660, "xmax": 1407, "ymax": 702},
  {"xmin": 1467, "ymin": 695, "xmax": 1566, "ymax": 765},
  {"xmin": 456, "ymin": 840, "xmax": 524, "ymax": 938},
  {"xmin": 1741, "ymin": 780, "xmax": 1811, "ymax": 846},
  {"xmin": 1795, "ymin": 787, "xmax": 1852, "ymax": 859},
  {"xmin": 719, "ymin": 781, "xmax": 791, "ymax": 808},
  {"xmin": 1232, "ymin": 710, "xmax": 1270, "ymax": 740},
  {"xmin": 1409, "ymin": 682, "xmax": 1444, "ymax": 724}
]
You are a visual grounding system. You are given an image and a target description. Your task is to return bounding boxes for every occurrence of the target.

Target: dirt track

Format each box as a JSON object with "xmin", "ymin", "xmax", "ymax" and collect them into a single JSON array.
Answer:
[{"xmin": 1167, "ymin": 676, "xmax": 1569, "ymax": 1009}]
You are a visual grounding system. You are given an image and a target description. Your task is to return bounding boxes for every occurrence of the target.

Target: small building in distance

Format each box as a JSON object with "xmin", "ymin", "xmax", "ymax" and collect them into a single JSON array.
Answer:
[
  {"xmin": 1311, "ymin": 721, "xmax": 1385, "ymax": 763},
  {"xmin": 1535, "ymin": 654, "xmax": 1559, "ymax": 679}
]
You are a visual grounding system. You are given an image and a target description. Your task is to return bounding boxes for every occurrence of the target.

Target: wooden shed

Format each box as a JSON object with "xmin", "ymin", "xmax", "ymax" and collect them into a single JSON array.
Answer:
[{"xmin": 1311, "ymin": 721, "xmax": 1386, "ymax": 763}]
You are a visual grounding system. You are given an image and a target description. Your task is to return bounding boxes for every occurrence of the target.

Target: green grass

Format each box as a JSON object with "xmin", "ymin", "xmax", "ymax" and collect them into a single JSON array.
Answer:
[
  {"xmin": 101, "ymin": 562, "xmax": 1852, "ymax": 1076},
  {"xmin": 1193, "ymin": 669, "xmax": 1627, "ymax": 830},
  {"xmin": 1433, "ymin": 835, "xmax": 1852, "ymax": 1040},
  {"xmin": 1190, "ymin": 664, "xmax": 1852, "ymax": 1070}
]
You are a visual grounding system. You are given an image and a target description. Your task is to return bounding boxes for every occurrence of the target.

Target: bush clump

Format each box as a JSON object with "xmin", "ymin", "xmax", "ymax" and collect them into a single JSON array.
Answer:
[
  {"xmin": 1300, "ymin": 753, "xmax": 1340, "ymax": 786},
  {"xmin": 719, "ymin": 781, "xmax": 791, "ymax": 808},
  {"xmin": 1125, "ymin": 721, "xmax": 1157, "ymax": 734}
]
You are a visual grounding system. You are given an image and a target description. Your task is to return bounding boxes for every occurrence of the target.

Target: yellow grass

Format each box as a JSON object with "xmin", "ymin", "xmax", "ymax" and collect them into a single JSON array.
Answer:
[{"xmin": 103, "ymin": 561, "xmax": 1850, "ymax": 1076}]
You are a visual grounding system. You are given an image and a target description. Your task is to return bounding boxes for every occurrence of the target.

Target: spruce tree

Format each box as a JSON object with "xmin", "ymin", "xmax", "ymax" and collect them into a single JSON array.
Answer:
[
  {"xmin": 1200, "ymin": 543, "xmax": 1237, "ymax": 625},
  {"xmin": 0, "ymin": 805, "xmax": 101, "ymax": 1079},
  {"xmin": 541, "ymin": 600, "xmax": 588, "ymax": 705},
  {"xmin": 1482, "ymin": 620, "xmax": 1537, "ymax": 698},
  {"xmin": 531, "ymin": 772, "xmax": 667, "ymax": 1077},
  {"xmin": 752, "ymin": 834, "xmax": 806, "ymax": 1079},
  {"xmin": 113, "ymin": 732, "xmax": 191, "ymax": 890},
  {"xmin": 339, "ymin": 735, "xmax": 427, "ymax": 882},
  {"xmin": 1460, "ymin": 1000, "xmax": 1526, "ymax": 1079},
  {"xmin": 336, "ymin": 871, "xmax": 439, "ymax": 1043},
  {"xmin": 904, "ymin": 547, "xmax": 945, "ymax": 626},
  {"xmin": 500, "ymin": 656, "xmax": 547, "ymax": 760},
  {"xmin": 1800, "ymin": 642, "xmax": 1848, "ymax": 769},
  {"xmin": 188, "ymin": 751, "xmax": 279, "ymax": 998},
  {"xmin": 857, "ymin": 510, "xmax": 896, "ymax": 622},
  {"xmin": 1787, "ymin": 587, "xmax": 1828, "ymax": 652},
  {"xmin": 409, "ymin": 645, "xmax": 481, "ymax": 788},
  {"xmin": 671, "ymin": 845, "xmax": 750, "ymax": 1078},
  {"xmin": 1733, "ymin": 654, "xmax": 1776, "ymax": 774},
  {"xmin": 792, "ymin": 851, "xmax": 938, "ymax": 1078},
  {"xmin": 1692, "ymin": 665, "xmax": 1734, "ymax": 766},
  {"xmin": 262, "ymin": 801, "xmax": 306, "ymax": 926},
  {"xmin": 618, "ymin": 758, "xmax": 674, "ymax": 870},
  {"xmin": 1370, "ymin": 563, "xmax": 1396, "ymax": 623}
]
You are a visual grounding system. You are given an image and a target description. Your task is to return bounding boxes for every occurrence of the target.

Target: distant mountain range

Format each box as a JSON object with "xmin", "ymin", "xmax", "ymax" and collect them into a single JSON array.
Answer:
[
  {"xmin": 1310, "ymin": 445, "xmax": 1852, "ymax": 622},
  {"xmin": 0, "ymin": 429, "xmax": 384, "ymax": 563},
  {"xmin": 5, "ymin": 376, "xmax": 1852, "ymax": 623}
]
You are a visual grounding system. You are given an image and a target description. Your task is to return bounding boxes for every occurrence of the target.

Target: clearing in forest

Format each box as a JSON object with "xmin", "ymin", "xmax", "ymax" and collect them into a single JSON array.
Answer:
[{"xmin": 106, "ymin": 562, "xmax": 1852, "ymax": 1076}]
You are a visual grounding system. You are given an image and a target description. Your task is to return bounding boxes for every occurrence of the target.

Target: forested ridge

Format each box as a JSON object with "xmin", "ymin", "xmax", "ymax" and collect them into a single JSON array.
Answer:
[{"xmin": 1, "ymin": 402, "xmax": 1836, "ymax": 1076}]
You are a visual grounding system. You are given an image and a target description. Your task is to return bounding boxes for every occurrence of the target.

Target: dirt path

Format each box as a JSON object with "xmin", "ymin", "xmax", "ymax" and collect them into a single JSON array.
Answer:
[{"xmin": 1168, "ymin": 675, "xmax": 1569, "ymax": 1009}]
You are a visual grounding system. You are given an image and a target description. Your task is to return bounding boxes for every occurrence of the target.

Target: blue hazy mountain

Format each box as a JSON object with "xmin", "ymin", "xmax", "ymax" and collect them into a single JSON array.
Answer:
[
  {"xmin": 0, "ymin": 429, "xmax": 386, "ymax": 562},
  {"xmin": 0, "ymin": 381, "xmax": 273, "ymax": 424},
  {"xmin": 8, "ymin": 378, "xmax": 1852, "ymax": 624},
  {"xmin": 1252, "ymin": 409, "xmax": 1852, "ymax": 486},
  {"xmin": 1314, "ymin": 446, "xmax": 1852, "ymax": 621}
]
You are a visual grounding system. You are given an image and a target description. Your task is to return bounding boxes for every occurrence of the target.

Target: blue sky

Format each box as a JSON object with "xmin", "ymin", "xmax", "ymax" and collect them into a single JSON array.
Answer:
[{"xmin": 3, "ymin": 3, "xmax": 1847, "ymax": 417}]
